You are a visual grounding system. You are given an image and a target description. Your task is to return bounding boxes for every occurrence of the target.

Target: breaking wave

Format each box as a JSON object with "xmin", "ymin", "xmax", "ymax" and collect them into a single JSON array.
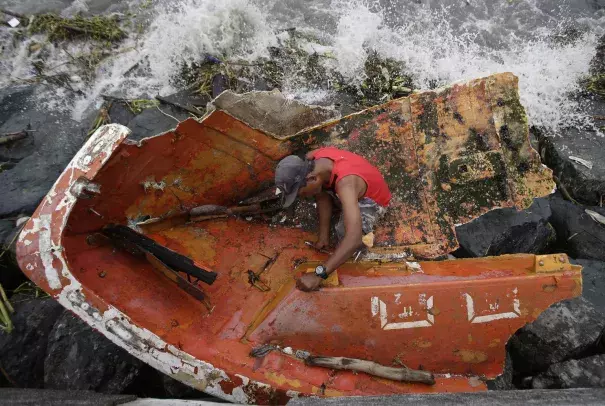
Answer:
[{"xmin": 2, "ymin": 0, "xmax": 604, "ymax": 133}]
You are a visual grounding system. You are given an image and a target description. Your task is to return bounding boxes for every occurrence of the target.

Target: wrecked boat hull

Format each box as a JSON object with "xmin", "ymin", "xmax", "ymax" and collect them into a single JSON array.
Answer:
[{"xmin": 17, "ymin": 73, "xmax": 581, "ymax": 403}]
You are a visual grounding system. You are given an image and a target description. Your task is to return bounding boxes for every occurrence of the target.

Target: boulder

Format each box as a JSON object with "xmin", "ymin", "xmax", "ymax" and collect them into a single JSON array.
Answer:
[
  {"xmin": 548, "ymin": 194, "xmax": 605, "ymax": 261},
  {"xmin": 487, "ymin": 352, "xmax": 514, "ymax": 390},
  {"xmin": 455, "ymin": 198, "xmax": 555, "ymax": 257},
  {"xmin": 531, "ymin": 354, "xmax": 605, "ymax": 389},
  {"xmin": 44, "ymin": 311, "xmax": 144, "ymax": 393},
  {"xmin": 508, "ymin": 297, "xmax": 605, "ymax": 376},
  {"xmin": 533, "ymin": 35, "xmax": 605, "ymax": 206},
  {"xmin": 126, "ymin": 104, "xmax": 190, "ymax": 142},
  {"xmin": 0, "ymin": 294, "xmax": 64, "ymax": 388},
  {"xmin": 0, "ymin": 219, "xmax": 27, "ymax": 292},
  {"xmin": 574, "ymin": 259, "xmax": 605, "ymax": 314},
  {"xmin": 0, "ymin": 85, "xmax": 89, "ymax": 218},
  {"xmin": 162, "ymin": 374, "xmax": 207, "ymax": 399},
  {"xmin": 536, "ymin": 126, "xmax": 605, "ymax": 206}
]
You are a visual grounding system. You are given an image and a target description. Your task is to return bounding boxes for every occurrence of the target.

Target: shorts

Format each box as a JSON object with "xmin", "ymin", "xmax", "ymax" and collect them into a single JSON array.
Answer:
[{"xmin": 334, "ymin": 197, "xmax": 387, "ymax": 241}]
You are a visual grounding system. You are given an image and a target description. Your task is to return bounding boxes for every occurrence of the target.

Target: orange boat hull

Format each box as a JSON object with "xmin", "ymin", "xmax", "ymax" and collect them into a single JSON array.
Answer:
[{"xmin": 16, "ymin": 73, "xmax": 581, "ymax": 403}]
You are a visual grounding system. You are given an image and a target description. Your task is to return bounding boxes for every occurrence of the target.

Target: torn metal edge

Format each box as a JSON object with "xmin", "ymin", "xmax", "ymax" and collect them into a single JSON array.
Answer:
[{"xmin": 16, "ymin": 123, "xmax": 285, "ymax": 404}]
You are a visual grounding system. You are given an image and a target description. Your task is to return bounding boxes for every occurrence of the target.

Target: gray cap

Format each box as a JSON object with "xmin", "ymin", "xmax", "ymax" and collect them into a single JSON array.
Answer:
[{"xmin": 275, "ymin": 155, "xmax": 311, "ymax": 208}]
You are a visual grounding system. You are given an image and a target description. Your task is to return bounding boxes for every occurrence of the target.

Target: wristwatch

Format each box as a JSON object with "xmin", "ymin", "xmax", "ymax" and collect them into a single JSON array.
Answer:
[{"xmin": 315, "ymin": 265, "xmax": 329, "ymax": 280}]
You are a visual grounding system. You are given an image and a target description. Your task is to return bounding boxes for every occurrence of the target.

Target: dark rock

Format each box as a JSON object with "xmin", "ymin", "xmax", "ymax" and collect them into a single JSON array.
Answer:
[
  {"xmin": 573, "ymin": 259, "xmax": 605, "ymax": 314},
  {"xmin": 455, "ymin": 198, "xmax": 555, "ymax": 257},
  {"xmin": 44, "ymin": 311, "xmax": 144, "ymax": 393},
  {"xmin": 548, "ymin": 194, "xmax": 605, "ymax": 261},
  {"xmin": 531, "ymin": 354, "xmax": 605, "ymax": 389},
  {"xmin": 162, "ymin": 374, "xmax": 207, "ymax": 399},
  {"xmin": 0, "ymin": 85, "xmax": 89, "ymax": 217},
  {"xmin": 0, "ymin": 294, "xmax": 64, "ymax": 388},
  {"xmin": 508, "ymin": 297, "xmax": 605, "ymax": 376},
  {"xmin": 126, "ymin": 104, "xmax": 189, "ymax": 142},
  {"xmin": 107, "ymin": 101, "xmax": 136, "ymax": 126},
  {"xmin": 532, "ymin": 35, "xmax": 605, "ymax": 206},
  {"xmin": 536, "ymin": 127, "xmax": 605, "ymax": 206},
  {"xmin": 0, "ymin": 388, "xmax": 136, "ymax": 406},
  {"xmin": 0, "ymin": 219, "xmax": 13, "ymax": 249},
  {"xmin": 212, "ymin": 74, "xmax": 229, "ymax": 98},
  {"xmin": 488, "ymin": 352, "xmax": 514, "ymax": 390},
  {"xmin": 158, "ymin": 90, "xmax": 209, "ymax": 111},
  {"xmin": 0, "ymin": 219, "xmax": 27, "ymax": 292}
]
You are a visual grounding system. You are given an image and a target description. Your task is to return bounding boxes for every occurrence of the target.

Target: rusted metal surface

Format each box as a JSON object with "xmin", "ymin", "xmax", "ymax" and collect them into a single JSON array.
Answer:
[
  {"xmin": 16, "ymin": 74, "xmax": 574, "ymax": 404},
  {"xmin": 296, "ymin": 72, "xmax": 554, "ymax": 258}
]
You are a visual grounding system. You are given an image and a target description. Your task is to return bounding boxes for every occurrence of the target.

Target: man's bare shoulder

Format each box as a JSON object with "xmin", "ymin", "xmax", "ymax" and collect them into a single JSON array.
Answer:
[{"xmin": 335, "ymin": 175, "xmax": 366, "ymax": 196}]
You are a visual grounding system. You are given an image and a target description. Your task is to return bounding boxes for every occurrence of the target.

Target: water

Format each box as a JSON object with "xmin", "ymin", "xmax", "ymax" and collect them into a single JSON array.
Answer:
[{"xmin": 1, "ymin": 0, "xmax": 604, "ymax": 133}]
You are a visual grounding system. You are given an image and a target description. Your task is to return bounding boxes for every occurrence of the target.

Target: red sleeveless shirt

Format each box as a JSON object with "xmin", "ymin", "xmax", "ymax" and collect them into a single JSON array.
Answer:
[{"xmin": 309, "ymin": 147, "xmax": 391, "ymax": 207}]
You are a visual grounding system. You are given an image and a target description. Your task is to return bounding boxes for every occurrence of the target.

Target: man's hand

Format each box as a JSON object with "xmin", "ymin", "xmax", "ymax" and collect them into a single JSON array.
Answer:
[
  {"xmin": 314, "ymin": 237, "xmax": 329, "ymax": 250},
  {"xmin": 296, "ymin": 273, "xmax": 322, "ymax": 292}
]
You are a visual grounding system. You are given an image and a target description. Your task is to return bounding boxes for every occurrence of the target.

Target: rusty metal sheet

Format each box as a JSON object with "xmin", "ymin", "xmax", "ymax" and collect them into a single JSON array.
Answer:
[
  {"xmin": 16, "ymin": 74, "xmax": 569, "ymax": 404},
  {"xmin": 296, "ymin": 73, "xmax": 554, "ymax": 258},
  {"xmin": 246, "ymin": 255, "xmax": 582, "ymax": 379}
]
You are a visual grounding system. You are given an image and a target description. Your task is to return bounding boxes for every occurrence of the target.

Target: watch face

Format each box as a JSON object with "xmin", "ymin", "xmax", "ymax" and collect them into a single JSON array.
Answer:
[{"xmin": 315, "ymin": 265, "xmax": 325, "ymax": 275}]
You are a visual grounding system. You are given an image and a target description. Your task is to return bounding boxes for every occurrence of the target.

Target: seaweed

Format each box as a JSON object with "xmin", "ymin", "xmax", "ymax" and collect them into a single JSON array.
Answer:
[
  {"xmin": 173, "ymin": 30, "xmax": 415, "ymax": 111},
  {"xmin": 582, "ymin": 74, "xmax": 605, "ymax": 97},
  {"xmin": 29, "ymin": 13, "xmax": 125, "ymax": 43}
]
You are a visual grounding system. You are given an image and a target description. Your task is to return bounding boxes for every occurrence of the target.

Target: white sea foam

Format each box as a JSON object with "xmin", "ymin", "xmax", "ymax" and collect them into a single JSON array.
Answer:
[{"xmin": 1, "ymin": 0, "xmax": 602, "ymax": 133}]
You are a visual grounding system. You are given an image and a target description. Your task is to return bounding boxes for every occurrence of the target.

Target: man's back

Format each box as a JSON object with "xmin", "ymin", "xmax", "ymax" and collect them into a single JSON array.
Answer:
[{"xmin": 308, "ymin": 147, "xmax": 391, "ymax": 207}]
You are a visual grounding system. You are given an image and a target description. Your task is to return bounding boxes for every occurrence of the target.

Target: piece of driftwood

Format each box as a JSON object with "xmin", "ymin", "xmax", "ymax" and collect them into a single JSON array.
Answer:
[
  {"xmin": 305, "ymin": 356, "xmax": 435, "ymax": 385},
  {"xmin": 155, "ymin": 95, "xmax": 204, "ymax": 117},
  {"xmin": 103, "ymin": 224, "xmax": 217, "ymax": 285},
  {"xmin": 144, "ymin": 251, "xmax": 211, "ymax": 310},
  {"xmin": 1, "ymin": 8, "xmax": 29, "ymax": 25},
  {"xmin": 0, "ymin": 131, "xmax": 28, "ymax": 146}
]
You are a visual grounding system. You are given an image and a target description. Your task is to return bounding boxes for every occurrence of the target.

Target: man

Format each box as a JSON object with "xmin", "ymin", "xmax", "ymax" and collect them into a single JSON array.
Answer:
[{"xmin": 275, "ymin": 147, "xmax": 391, "ymax": 292}]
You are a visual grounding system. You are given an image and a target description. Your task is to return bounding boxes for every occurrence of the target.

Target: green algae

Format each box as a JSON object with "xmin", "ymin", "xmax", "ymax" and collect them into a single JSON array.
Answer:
[{"xmin": 29, "ymin": 14, "xmax": 126, "ymax": 43}]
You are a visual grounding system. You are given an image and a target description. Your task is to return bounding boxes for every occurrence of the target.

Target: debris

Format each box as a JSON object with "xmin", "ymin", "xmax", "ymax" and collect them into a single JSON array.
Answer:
[
  {"xmin": 102, "ymin": 224, "xmax": 217, "ymax": 285},
  {"xmin": 305, "ymin": 355, "xmax": 435, "ymax": 385},
  {"xmin": 586, "ymin": 209, "xmax": 605, "ymax": 226},
  {"xmin": 568, "ymin": 156, "xmax": 593, "ymax": 170},
  {"xmin": 304, "ymin": 240, "xmax": 332, "ymax": 255},
  {"xmin": 155, "ymin": 95, "xmax": 204, "ymax": 117},
  {"xmin": 1, "ymin": 8, "xmax": 29, "ymax": 26},
  {"xmin": 0, "ymin": 283, "xmax": 14, "ymax": 333},
  {"xmin": 362, "ymin": 232, "xmax": 375, "ymax": 248},
  {"xmin": 29, "ymin": 14, "xmax": 126, "ymax": 42},
  {"xmin": 249, "ymin": 344, "xmax": 277, "ymax": 358},
  {"xmin": 7, "ymin": 18, "xmax": 19, "ymax": 28},
  {"xmin": 0, "ymin": 130, "xmax": 29, "ymax": 146},
  {"xmin": 247, "ymin": 269, "xmax": 270, "ymax": 292}
]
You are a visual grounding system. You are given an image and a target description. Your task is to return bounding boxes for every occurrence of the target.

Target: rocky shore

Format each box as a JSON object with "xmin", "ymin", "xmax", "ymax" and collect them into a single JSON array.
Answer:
[{"xmin": 1, "ymin": 7, "xmax": 604, "ymax": 401}]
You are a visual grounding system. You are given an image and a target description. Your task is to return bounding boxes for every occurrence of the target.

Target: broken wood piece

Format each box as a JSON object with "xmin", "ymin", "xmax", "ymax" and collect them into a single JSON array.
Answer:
[
  {"xmin": 189, "ymin": 203, "xmax": 270, "ymax": 218},
  {"xmin": 585, "ymin": 209, "xmax": 605, "ymax": 226},
  {"xmin": 569, "ymin": 156, "xmax": 593, "ymax": 170},
  {"xmin": 362, "ymin": 232, "xmax": 375, "ymax": 248},
  {"xmin": 156, "ymin": 95, "xmax": 204, "ymax": 117},
  {"xmin": 189, "ymin": 214, "xmax": 229, "ymax": 223},
  {"xmin": 0, "ymin": 131, "xmax": 28, "ymax": 146},
  {"xmin": 144, "ymin": 251, "xmax": 210, "ymax": 309},
  {"xmin": 305, "ymin": 356, "xmax": 435, "ymax": 385},
  {"xmin": 102, "ymin": 224, "xmax": 217, "ymax": 285},
  {"xmin": 1, "ymin": 8, "xmax": 29, "ymax": 25}
]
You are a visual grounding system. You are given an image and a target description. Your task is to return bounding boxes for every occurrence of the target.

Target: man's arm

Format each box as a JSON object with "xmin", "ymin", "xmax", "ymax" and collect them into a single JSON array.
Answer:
[
  {"xmin": 324, "ymin": 179, "xmax": 362, "ymax": 274},
  {"xmin": 315, "ymin": 192, "xmax": 332, "ymax": 249},
  {"xmin": 296, "ymin": 177, "xmax": 363, "ymax": 292}
]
